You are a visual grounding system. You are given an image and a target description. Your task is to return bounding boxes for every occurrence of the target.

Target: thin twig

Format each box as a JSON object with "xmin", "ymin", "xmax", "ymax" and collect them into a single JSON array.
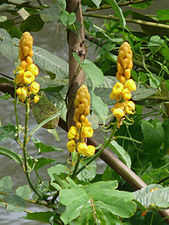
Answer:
[{"xmin": 83, "ymin": 13, "xmax": 169, "ymax": 30}]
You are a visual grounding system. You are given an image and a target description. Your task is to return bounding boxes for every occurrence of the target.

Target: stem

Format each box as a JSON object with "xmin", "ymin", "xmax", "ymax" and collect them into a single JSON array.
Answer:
[
  {"xmin": 71, "ymin": 153, "xmax": 80, "ymax": 178},
  {"xmin": 14, "ymin": 83, "xmax": 19, "ymax": 132},
  {"xmin": 83, "ymin": 13, "xmax": 169, "ymax": 30},
  {"xmin": 23, "ymin": 98, "xmax": 42, "ymax": 199},
  {"xmin": 75, "ymin": 123, "xmax": 117, "ymax": 176}
]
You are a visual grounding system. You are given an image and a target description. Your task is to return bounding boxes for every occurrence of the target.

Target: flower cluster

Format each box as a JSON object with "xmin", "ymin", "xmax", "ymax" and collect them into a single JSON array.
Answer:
[
  {"xmin": 15, "ymin": 32, "xmax": 40, "ymax": 103},
  {"xmin": 67, "ymin": 85, "xmax": 95, "ymax": 157},
  {"xmin": 110, "ymin": 42, "xmax": 136, "ymax": 124}
]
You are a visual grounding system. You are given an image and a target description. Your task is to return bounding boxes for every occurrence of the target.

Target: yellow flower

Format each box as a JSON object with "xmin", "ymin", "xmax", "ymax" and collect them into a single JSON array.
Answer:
[
  {"xmin": 34, "ymin": 95, "xmax": 40, "ymax": 103},
  {"xmin": 67, "ymin": 140, "xmax": 76, "ymax": 153},
  {"xmin": 68, "ymin": 126, "xmax": 78, "ymax": 140},
  {"xmin": 82, "ymin": 126, "xmax": 93, "ymax": 138},
  {"xmin": 121, "ymin": 88, "xmax": 131, "ymax": 101},
  {"xmin": 29, "ymin": 81, "xmax": 40, "ymax": 94},
  {"xmin": 23, "ymin": 71, "xmax": 35, "ymax": 84},
  {"xmin": 27, "ymin": 63, "xmax": 39, "ymax": 76},
  {"xmin": 16, "ymin": 86, "xmax": 28, "ymax": 102},
  {"xmin": 85, "ymin": 145, "xmax": 95, "ymax": 157},
  {"xmin": 77, "ymin": 142, "xmax": 88, "ymax": 155},
  {"xmin": 125, "ymin": 79, "xmax": 136, "ymax": 92},
  {"xmin": 125, "ymin": 101, "xmax": 135, "ymax": 114},
  {"xmin": 112, "ymin": 108, "xmax": 125, "ymax": 119},
  {"xmin": 113, "ymin": 82, "xmax": 124, "ymax": 95}
]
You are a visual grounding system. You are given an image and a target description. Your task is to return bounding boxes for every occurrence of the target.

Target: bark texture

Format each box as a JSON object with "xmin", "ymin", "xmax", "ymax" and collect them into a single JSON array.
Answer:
[{"xmin": 66, "ymin": 0, "xmax": 86, "ymax": 129}]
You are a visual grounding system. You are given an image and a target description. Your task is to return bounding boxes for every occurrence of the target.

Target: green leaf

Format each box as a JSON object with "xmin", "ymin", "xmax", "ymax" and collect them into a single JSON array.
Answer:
[
  {"xmin": 141, "ymin": 120, "xmax": 165, "ymax": 154},
  {"xmin": 33, "ymin": 46, "xmax": 68, "ymax": 79},
  {"xmin": 162, "ymin": 119, "xmax": 169, "ymax": 152},
  {"xmin": 16, "ymin": 185, "xmax": 32, "ymax": 199},
  {"xmin": 105, "ymin": 0, "xmax": 126, "ymax": 28},
  {"xmin": 107, "ymin": 140, "xmax": 131, "ymax": 168},
  {"xmin": 0, "ymin": 176, "xmax": 13, "ymax": 193},
  {"xmin": 0, "ymin": 93, "xmax": 11, "ymax": 99},
  {"xmin": 91, "ymin": 92, "xmax": 109, "ymax": 123},
  {"xmin": 48, "ymin": 164, "xmax": 69, "ymax": 181},
  {"xmin": 40, "ymin": 6, "xmax": 60, "ymax": 23},
  {"xmin": 4, "ymin": 194, "xmax": 25, "ymax": 208},
  {"xmin": 60, "ymin": 179, "xmax": 136, "ymax": 224},
  {"xmin": 32, "ymin": 137, "xmax": 63, "ymax": 153},
  {"xmin": 60, "ymin": 188, "xmax": 89, "ymax": 224},
  {"xmin": 81, "ymin": 59, "xmax": 104, "ymax": 88},
  {"xmin": 20, "ymin": 14, "xmax": 44, "ymax": 32},
  {"xmin": 57, "ymin": 0, "xmax": 66, "ymax": 10},
  {"xmin": 34, "ymin": 157, "xmax": 55, "ymax": 171},
  {"xmin": 60, "ymin": 10, "xmax": 69, "ymax": 26},
  {"xmin": 132, "ymin": 87, "xmax": 157, "ymax": 100},
  {"xmin": 68, "ymin": 12, "xmax": 76, "ymax": 26},
  {"xmin": 0, "ymin": 38, "xmax": 18, "ymax": 60},
  {"xmin": 77, "ymin": 161, "xmax": 96, "ymax": 182},
  {"xmin": 0, "ymin": 123, "xmax": 17, "ymax": 142},
  {"xmin": 91, "ymin": 0, "xmax": 101, "ymax": 8},
  {"xmin": 0, "ymin": 146, "xmax": 22, "ymax": 165},
  {"xmin": 0, "ymin": 28, "xmax": 11, "ymax": 40},
  {"xmin": 25, "ymin": 211, "xmax": 55, "ymax": 223},
  {"xmin": 84, "ymin": 180, "xmax": 118, "ymax": 193},
  {"xmin": 0, "ymin": 15, "xmax": 7, "ymax": 22},
  {"xmin": 148, "ymin": 35, "xmax": 164, "ymax": 51},
  {"xmin": 93, "ymin": 76, "xmax": 117, "ymax": 106},
  {"xmin": 131, "ymin": 0, "xmax": 152, "ymax": 9},
  {"xmin": 134, "ymin": 184, "xmax": 169, "ymax": 208},
  {"xmin": 157, "ymin": 9, "xmax": 169, "ymax": 20}
]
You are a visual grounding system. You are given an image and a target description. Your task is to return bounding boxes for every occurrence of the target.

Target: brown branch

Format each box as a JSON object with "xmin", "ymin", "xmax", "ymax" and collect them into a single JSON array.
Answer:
[{"xmin": 66, "ymin": 0, "xmax": 86, "ymax": 129}]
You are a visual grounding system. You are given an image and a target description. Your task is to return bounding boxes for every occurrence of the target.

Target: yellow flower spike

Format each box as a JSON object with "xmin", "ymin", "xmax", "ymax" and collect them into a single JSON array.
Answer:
[
  {"xmin": 125, "ymin": 101, "xmax": 135, "ymax": 114},
  {"xmin": 16, "ymin": 86, "xmax": 28, "ymax": 102},
  {"xmin": 23, "ymin": 71, "xmax": 35, "ymax": 84},
  {"xmin": 85, "ymin": 145, "xmax": 95, "ymax": 157},
  {"xmin": 27, "ymin": 63, "xmax": 39, "ymax": 76},
  {"xmin": 68, "ymin": 126, "xmax": 78, "ymax": 140},
  {"xmin": 29, "ymin": 81, "xmax": 40, "ymax": 94},
  {"xmin": 113, "ymin": 82, "xmax": 124, "ymax": 95},
  {"xmin": 82, "ymin": 126, "xmax": 94, "ymax": 138},
  {"xmin": 33, "ymin": 95, "xmax": 40, "ymax": 103},
  {"xmin": 121, "ymin": 88, "xmax": 132, "ymax": 101},
  {"xmin": 67, "ymin": 140, "xmax": 76, "ymax": 153},
  {"xmin": 15, "ymin": 73, "xmax": 24, "ymax": 85},
  {"xmin": 125, "ymin": 79, "xmax": 136, "ymax": 92},
  {"xmin": 77, "ymin": 142, "xmax": 88, "ymax": 155}
]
